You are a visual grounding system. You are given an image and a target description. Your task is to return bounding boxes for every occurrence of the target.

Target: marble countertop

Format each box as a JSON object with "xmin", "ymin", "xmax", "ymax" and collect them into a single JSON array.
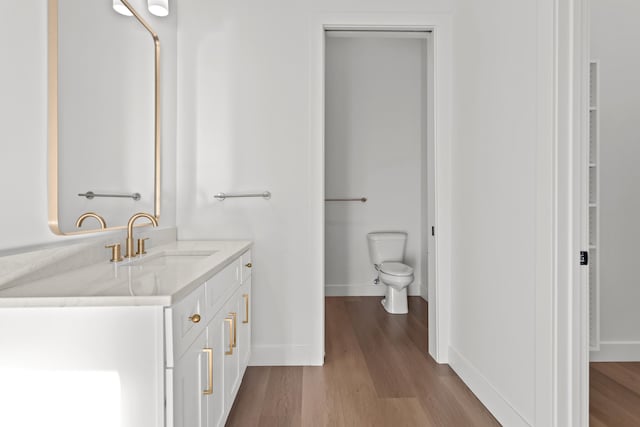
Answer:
[{"xmin": 0, "ymin": 240, "xmax": 252, "ymax": 308}]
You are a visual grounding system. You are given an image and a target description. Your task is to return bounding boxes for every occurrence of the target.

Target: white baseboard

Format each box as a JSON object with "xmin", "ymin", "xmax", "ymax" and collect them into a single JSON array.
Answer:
[
  {"xmin": 590, "ymin": 341, "xmax": 640, "ymax": 362},
  {"xmin": 325, "ymin": 282, "xmax": 423, "ymax": 297},
  {"xmin": 249, "ymin": 344, "xmax": 322, "ymax": 366},
  {"xmin": 448, "ymin": 346, "xmax": 531, "ymax": 427}
]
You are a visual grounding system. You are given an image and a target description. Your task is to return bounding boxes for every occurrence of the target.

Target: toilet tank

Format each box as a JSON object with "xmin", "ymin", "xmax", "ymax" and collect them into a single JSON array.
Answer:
[{"xmin": 367, "ymin": 232, "xmax": 407, "ymax": 265}]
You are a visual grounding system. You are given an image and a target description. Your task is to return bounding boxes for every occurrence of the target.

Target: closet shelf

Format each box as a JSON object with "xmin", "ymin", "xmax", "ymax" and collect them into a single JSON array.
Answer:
[{"xmin": 588, "ymin": 60, "xmax": 600, "ymax": 350}]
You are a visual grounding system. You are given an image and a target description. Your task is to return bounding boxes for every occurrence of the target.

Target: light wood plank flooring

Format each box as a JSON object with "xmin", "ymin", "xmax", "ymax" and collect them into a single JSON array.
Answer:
[
  {"xmin": 590, "ymin": 362, "xmax": 640, "ymax": 426},
  {"xmin": 226, "ymin": 296, "xmax": 499, "ymax": 426}
]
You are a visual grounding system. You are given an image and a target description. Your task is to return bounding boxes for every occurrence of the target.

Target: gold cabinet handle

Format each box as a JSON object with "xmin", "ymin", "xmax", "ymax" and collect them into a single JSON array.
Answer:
[
  {"xmin": 225, "ymin": 317, "xmax": 234, "ymax": 355},
  {"xmin": 243, "ymin": 294, "xmax": 249, "ymax": 324},
  {"xmin": 202, "ymin": 348, "xmax": 213, "ymax": 395},
  {"xmin": 189, "ymin": 314, "xmax": 201, "ymax": 323},
  {"xmin": 245, "ymin": 262, "xmax": 252, "ymax": 268},
  {"xmin": 230, "ymin": 312, "xmax": 237, "ymax": 348}
]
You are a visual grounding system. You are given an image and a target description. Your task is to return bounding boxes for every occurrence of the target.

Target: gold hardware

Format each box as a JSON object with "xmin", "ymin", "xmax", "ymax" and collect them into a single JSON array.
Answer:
[
  {"xmin": 125, "ymin": 213, "xmax": 158, "ymax": 258},
  {"xmin": 105, "ymin": 244, "xmax": 123, "ymax": 263},
  {"xmin": 245, "ymin": 263, "xmax": 252, "ymax": 268},
  {"xmin": 188, "ymin": 314, "xmax": 201, "ymax": 324},
  {"xmin": 243, "ymin": 294, "xmax": 249, "ymax": 324},
  {"xmin": 202, "ymin": 348, "xmax": 213, "ymax": 395},
  {"xmin": 75, "ymin": 212, "xmax": 107, "ymax": 230},
  {"xmin": 230, "ymin": 312, "xmax": 237, "ymax": 348},
  {"xmin": 136, "ymin": 237, "xmax": 150, "ymax": 255},
  {"xmin": 225, "ymin": 318, "xmax": 234, "ymax": 355},
  {"xmin": 47, "ymin": 0, "xmax": 162, "ymax": 235}
]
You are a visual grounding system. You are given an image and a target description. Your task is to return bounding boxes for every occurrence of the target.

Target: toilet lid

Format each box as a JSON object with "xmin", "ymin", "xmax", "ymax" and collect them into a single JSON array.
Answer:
[{"xmin": 380, "ymin": 262, "xmax": 414, "ymax": 276}]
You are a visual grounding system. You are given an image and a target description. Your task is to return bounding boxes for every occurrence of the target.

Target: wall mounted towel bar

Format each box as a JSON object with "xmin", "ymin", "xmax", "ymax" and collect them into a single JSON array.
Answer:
[
  {"xmin": 325, "ymin": 197, "xmax": 367, "ymax": 203},
  {"xmin": 214, "ymin": 191, "xmax": 272, "ymax": 201},
  {"xmin": 78, "ymin": 191, "xmax": 141, "ymax": 201}
]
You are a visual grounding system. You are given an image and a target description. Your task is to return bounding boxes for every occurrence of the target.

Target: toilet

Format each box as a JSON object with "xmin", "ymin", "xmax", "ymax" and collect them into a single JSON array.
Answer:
[{"xmin": 367, "ymin": 232, "xmax": 414, "ymax": 314}]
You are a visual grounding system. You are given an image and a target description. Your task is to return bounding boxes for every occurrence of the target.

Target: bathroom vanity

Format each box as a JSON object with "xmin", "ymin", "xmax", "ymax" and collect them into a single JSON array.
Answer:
[{"xmin": 0, "ymin": 239, "xmax": 252, "ymax": 427}]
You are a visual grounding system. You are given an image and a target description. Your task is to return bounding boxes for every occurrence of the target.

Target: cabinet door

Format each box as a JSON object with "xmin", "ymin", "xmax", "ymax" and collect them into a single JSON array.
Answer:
[
  {"xmin": 238, "ymin": 278, "xmax": 252, "ymax": 370},
  {"xmin": 206, "ymin": 313, "xmax": 225, "ymax": 427},
  {"xmin": 223, "ymin": 297, "xmax": 240, "ymax": 413},
  {"xmin": 170, "ymin": 286, "xmax": 207, "ymax": 363},
  {"xmin": 174, "ymin": 331, "xmax": 208, "ymax": 427}
]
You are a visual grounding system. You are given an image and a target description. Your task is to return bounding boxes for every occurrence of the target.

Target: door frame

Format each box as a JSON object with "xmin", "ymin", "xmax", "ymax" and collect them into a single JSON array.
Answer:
[
  {"xmin": 556, "ymin": 0, "xmax": 590, "ymax": 425},
  {"xmin": 310, "ymin": 13, "xmax": 453, "ymax": 364},
  {"xmin": 573, "ymin": 0, "xmax": 591, "ymax": 424}
]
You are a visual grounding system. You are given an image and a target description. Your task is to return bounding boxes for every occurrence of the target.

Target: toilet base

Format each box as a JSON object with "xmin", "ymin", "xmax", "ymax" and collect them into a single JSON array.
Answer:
[{"xmin": 381, "ymin": 286, "xmax": 408, "ymax": 314}]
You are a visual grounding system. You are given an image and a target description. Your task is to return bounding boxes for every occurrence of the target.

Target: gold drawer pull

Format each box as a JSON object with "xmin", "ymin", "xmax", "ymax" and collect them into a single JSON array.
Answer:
[
  {"xmin": 230, "ymin": 312, "xmax": 237, "ymax": 348},
  {"xmin": 202, "ymin": 348, "xmax": 213, "ymax": 395},
  {"xmin": 245, "ymin": 262, "xmax": 252, "ymax": 268},
  {"xmin": 189, "ymin": 314, "xmax": 201, "ymax": 323},
  {"xmin": 225, "ymin": 317, "xmax": 234, "ymax": 355},
  {"xmin": 243, "ymin": 294, "xmax": 249, "ymax": 324}
]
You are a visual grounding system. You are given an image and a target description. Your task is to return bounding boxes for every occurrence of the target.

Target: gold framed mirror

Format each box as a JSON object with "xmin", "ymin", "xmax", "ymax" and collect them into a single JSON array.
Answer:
[{"xmin": 48, "ymin": 0, "xmax": 160, "ymax": 235}]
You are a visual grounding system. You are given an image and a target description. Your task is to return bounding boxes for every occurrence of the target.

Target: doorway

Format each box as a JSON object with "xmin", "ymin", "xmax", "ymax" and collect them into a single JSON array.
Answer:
[
  {"xmin": 324, "ymin": 30, "xmax": 433, "ymax": 303},
  {"xmin": 319, "ymin": 26, "xmax": 447, "ymax": 361}
]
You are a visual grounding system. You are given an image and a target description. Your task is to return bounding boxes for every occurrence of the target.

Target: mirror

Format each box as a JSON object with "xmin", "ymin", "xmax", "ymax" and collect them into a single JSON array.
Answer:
[{"xmin": 48, "ymin": 0, "xmax": 160, "ymax": 234}]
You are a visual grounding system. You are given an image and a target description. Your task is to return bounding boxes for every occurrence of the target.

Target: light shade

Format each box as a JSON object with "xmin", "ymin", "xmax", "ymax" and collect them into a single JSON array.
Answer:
[
  {"xmin": 112, "ymin": 0, "xmax": 133, "ymax": 16},
  {"xmin": 148, "ymin": 0, "xmax": 169, "ymax": 16}
]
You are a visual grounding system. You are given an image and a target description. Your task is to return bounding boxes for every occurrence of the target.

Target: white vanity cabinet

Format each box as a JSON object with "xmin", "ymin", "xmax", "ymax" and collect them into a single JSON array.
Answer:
[
  {"xmin": 0, "ymin": 241, "xmax": 251, "ymax": 427},
  {"xmin": 168, "ymin": 249, "xmax": 252, "ymax": 427}
]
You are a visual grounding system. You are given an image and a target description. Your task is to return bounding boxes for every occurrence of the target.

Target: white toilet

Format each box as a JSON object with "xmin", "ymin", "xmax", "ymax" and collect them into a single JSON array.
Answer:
[{"xmin": 367, "ymin": 232, "xmax": 414, "ymax": 314}]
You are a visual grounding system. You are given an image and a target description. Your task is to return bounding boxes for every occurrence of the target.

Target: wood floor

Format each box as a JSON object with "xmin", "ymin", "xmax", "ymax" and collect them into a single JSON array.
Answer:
[
  {"xmin": 226, "ymin": 297, "xmax": 499, "ymax": 426},
  {"xmin": 590, "ymin": 362, "xmax": 640, "ymax": 426}
]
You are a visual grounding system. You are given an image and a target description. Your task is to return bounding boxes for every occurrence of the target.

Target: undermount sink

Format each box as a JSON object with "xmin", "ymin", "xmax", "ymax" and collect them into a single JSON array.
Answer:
[{"xmin": 124, "ymin": 250, "xmax": 217, "ymax": 268}]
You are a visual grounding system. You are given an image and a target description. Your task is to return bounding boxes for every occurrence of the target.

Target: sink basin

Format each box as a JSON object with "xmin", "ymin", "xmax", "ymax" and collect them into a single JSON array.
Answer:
[{"xmin": 125, "ymin": 250, "xmax": 217, "ymax": 268}]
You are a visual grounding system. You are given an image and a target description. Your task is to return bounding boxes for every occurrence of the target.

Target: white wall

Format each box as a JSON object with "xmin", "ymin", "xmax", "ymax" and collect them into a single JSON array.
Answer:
[
  {"xmin": 176, "ymin": 0, "xmax": 454, "ymax": 366},
  {"xmin": 590, "ymin": 0, "xmax": 640, "ymax": 360},
  {"xmin": 449, "ymin": 0, "xmax": 548, "ymax": 425},
  {"xmin": 0, "ymin": 0, "xmax": 176, "ymax": 252},
  {"xmin": 324, "ymin": 36, "xmax": 425, "ymax": 297}
]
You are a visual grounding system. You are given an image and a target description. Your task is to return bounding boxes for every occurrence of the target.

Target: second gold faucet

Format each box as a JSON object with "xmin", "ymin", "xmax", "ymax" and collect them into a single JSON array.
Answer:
[{"xmin": 125, "ymin": 212, "xmax": 158, "ymax": 258}]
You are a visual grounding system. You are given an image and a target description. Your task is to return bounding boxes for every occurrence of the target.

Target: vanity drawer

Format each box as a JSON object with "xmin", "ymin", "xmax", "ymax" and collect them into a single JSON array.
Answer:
[
  {"xmin": 241, "ymin": 250, "xmax": 252, "ymax": 283},
  {"xmin": 205, "ymin": 259, "xmax": 240, "ymax": 317},
  {"xmin": 170, "ymin": 286, "xmax": 206, "ymax": 361}
]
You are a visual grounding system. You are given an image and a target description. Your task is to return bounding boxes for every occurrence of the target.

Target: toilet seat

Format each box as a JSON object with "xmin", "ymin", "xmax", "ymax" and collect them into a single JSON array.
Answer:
[{"xmin": 379, "ymin": 262, "xmax": 413, "ymax": 276}]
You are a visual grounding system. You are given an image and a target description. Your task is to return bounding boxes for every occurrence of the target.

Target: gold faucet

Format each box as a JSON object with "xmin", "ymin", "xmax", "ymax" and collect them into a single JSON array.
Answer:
[
  {"xmin": 75, "ymin": 212, "xmax": 107, "ymax": 229},
  {"xmin": 125, "ymin": 212, "xmax": 158, "ymax": 258}
]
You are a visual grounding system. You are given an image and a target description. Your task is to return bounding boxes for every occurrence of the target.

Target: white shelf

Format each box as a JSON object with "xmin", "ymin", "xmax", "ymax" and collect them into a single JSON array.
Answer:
[{"xmin": 588, "ymin": 60, "xmax": 600, "ymax": 351}]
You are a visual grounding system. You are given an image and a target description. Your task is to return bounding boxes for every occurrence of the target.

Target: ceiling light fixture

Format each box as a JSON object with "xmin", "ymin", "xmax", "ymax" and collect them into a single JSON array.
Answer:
[
  {"xmin": 113, "ymin": 0, "xmax": 133, "ymax": 16},
  {"xmin": 147, "ymin": 0, "xmax": 169, "ymax": 17},
  {"xmin": 114, "ymin": 0, "xmax": 169, "ymax": 17}
]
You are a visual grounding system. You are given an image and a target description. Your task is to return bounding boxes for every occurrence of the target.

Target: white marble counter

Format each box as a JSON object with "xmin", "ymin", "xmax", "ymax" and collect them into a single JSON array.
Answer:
[{"xmin": 0, "ymin": 240, "xmax": 252, "ymax": 308}]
